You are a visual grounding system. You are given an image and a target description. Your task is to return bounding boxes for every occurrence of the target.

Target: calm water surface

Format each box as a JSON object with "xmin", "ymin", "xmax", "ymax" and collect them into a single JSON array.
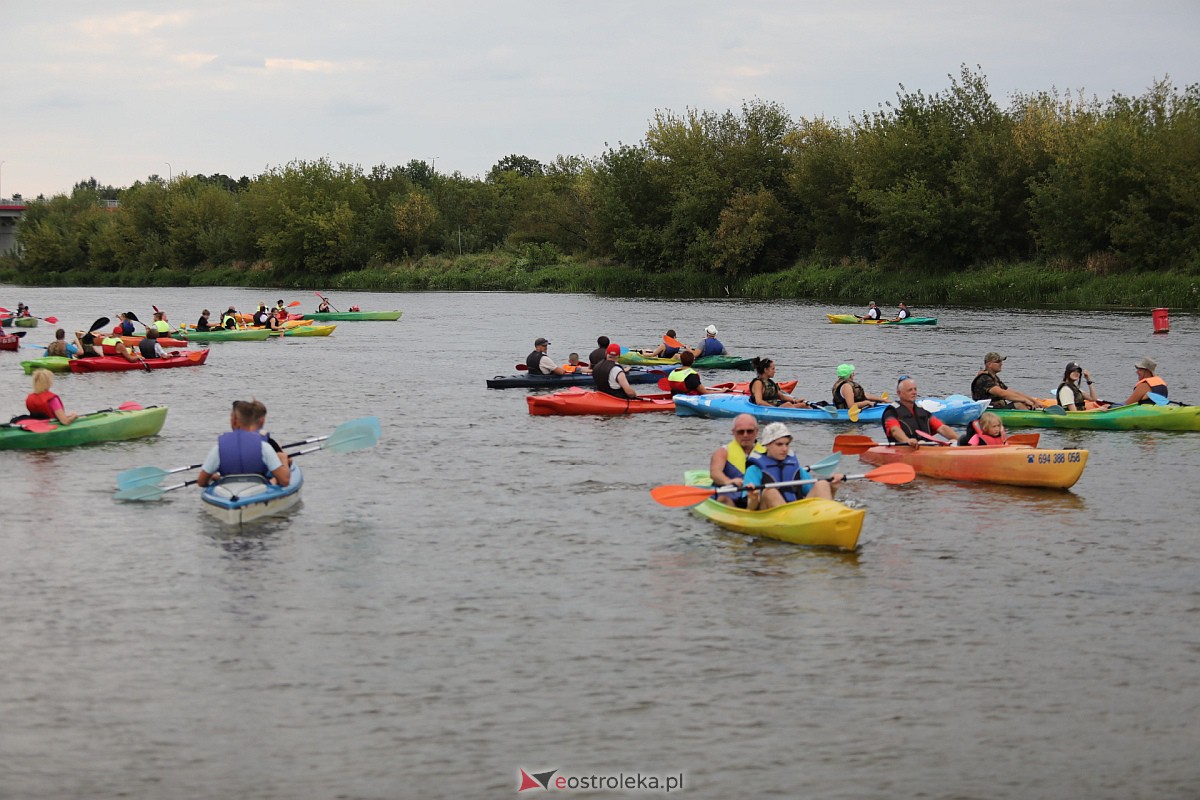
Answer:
[{"xmin": 1, "ymin": 287, "xmax": 1197, "ymax": 799}]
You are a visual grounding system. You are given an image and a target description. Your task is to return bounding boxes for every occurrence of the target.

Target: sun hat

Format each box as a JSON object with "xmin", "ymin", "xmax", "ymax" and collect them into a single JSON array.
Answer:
[
  {"xmin": 984, "ymin": 351, "xmax": 1006, "ymax": 364},
  {"xmin": 760, "ymin": 422, "xmax": 792, "ymax": 445},
  {"xmin": 705, "ymin": 325, "xmax": 718, "ymax": 336},
  {"xmin": 1135, "ymin": 356, "xmax": 1157, "ymax": 374},
  {"xmin": 837, "ymin": 363, "xmax": 855, "ymax": 378},
  {"xmin": 534, "ymin": 337, "xmax": 550, "ymax": 346},
  {"xmin": 605, "ymin": 343, "xmax": 622, "ymax": 356}
]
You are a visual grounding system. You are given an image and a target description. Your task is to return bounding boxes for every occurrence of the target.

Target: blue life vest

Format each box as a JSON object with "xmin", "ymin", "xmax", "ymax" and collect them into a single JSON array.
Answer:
[
  {"xmin": 699, "ymin": 337, "xmax": 724, "ymax": 357},
  {"xmin": 121, "ymin": 320, "xmax": 135, "ymax": 336},
  {"xmin": 217, "ymin": 429, "xmax": 270, "ymax": 476},
  {"xmin": 748, "ymin": 452, "xmax": 813, "ymax": 502}
]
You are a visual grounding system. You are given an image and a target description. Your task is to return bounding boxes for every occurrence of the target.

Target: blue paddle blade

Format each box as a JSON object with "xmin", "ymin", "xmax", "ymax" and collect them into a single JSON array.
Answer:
[
  {"xmin": 1147, "ymin": 392, "xmax": 1169, "ymax": 406},
  {"xmin": 117, "ymin": 465, "xmax": 171, "ymax": 489},
  {"xmin": 807, "ymin": 452, "xmax": 842, "ymax": 479},
  {"xmin": 323, "ymin": 416, "xmax": 381, "ymax": 452}
]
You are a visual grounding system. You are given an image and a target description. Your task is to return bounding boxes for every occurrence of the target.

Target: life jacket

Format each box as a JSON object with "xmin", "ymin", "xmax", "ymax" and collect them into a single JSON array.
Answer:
[
  {"xmin": 699, "ymin": 337, "xmax": 724, "ymax": 357},
  {"xmin": 971, "ymin": 370, "xmax": 1009, "ymax": 406},
  {"xmin": 882, "ymin": 401, "xmax": 936, "ymax": 442},
  {"xmin": 222, "ymin": 314, "xmax": 237, "ymax": 329},
  {"xmin": 748, "ymin": 452, "xmax": 812, "ymax": 503},
  {"xmin": 153, "ymin": 320, "xmax": 170, "ymax": 333},
  {"xmin": 897, "ymin": 308, "xmax": 910, "ymax": 319},
  {"xmin": 138, "ymin": 338, "xmax": 159, "ymax": 359},
  {"xmin": 1057, "ymin": 381, "xmax": 1085, "ymax": 410},
  {"xmin": 253, "ymin": 310, "xmax": 269, "ymax": 326},
  {"xmin": 592, "ymin": 360, "xmax": 627, "ymax": 399},
  {"xmin": 25, "ymin": 390, "xmax": 60, "ymax": 419},
  {"xmin": 216, "ymin": 429, "xmax": 270, "ymax": 477},
  {"xmin": 1134, "ymin": 376, "xmax": 1168, "ymax": 404},
  {"xmin": 866, "ymin": 307, "xmax": 881, "ymax": 320},
  {"xmin": 722, "ymin": 440, "xmax": 765, "ymax": 480},
  {"xmin": 667, "ymin": 366, "xmax": 701, "ymax": 395},
  {"xmin": 749, "ymin": 377, "xmax": 781, "ymax": 406},
  {"xmin": 526, "ymin": 350, "xmax": 552, "ymax": 374},
  {"xmin": 121, "ymin": 320, "xmax": 135, "ymax": 336},
  {"xmin": 662, "ymin": 345, "xmax": 680, "ymax": 358},
  {"xmin": 957, "ymin": 420, "xmax": 1006, "ymax": 446},
  {"xmin": 833, "ymin": 378, "xmax": 866, "ymax": 409},
  {"xmin": 46, "ymin": 340, "xmax": 68, "ymax": 357}
]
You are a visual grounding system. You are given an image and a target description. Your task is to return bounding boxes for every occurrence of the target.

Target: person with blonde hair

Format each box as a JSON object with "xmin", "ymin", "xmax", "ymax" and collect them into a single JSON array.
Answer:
[{"xmin": 25, "ymin": 369, "xmax": 77, "ymax": 425}]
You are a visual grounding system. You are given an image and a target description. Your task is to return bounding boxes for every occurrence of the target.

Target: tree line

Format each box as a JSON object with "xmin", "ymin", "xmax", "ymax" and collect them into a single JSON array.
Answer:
[{"xmin": 11, "ymin": 67, "xmax": 1200, "ymax": 286}]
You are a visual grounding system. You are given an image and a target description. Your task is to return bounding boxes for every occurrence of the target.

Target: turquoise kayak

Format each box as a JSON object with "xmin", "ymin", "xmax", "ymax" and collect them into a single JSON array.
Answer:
[
  {"xmin": 673, "ymin": 393, "xmax": 989, "ymax": 425},
  {"xmin": 201, "ymin": 464, "xmax": 304, "ymax": 525},
  {"xmin": 300, "ymin": 311, "xmax": 401, "ymax": 322}
]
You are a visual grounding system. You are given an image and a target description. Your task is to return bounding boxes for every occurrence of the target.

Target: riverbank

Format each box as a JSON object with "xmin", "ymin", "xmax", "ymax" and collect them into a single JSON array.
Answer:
[{"xmin": 3, "ymin": 252, "xmax": 1197, "ymax": 310}]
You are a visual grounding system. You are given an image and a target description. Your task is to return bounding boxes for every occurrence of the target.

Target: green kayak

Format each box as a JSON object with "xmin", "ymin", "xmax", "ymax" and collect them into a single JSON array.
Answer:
[
  {"xmin": 0, "ymin": 406, "xmax": 168, "ymax": 450},
  {"xmin": 826, "ymin": 314, "xmax": 938, "ymax": 325},
  {"xmin": 619, "ymin": 352, "xmax": 753, "ymax": 370},
  {"xmin": 299, "ymin": 310, "xmax": 402, "ymax": 322},
  {"xmin": 992, "ymin": 403, "xmax": 1200, "ymax": 431},
  {"xmin": 179, "ymin": 328, "xmax": 271, "ymax": 342},
  {"xmin": 21, "ymin": 356, "xmax": 72, "ymax": 374}
]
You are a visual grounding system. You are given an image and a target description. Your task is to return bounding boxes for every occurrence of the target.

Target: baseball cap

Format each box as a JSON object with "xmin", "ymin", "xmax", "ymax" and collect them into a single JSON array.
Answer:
[
  {"xmin": 605, "ymin": 343, "xmax": 622, "ymax": 356},
  {"xmin": 534, "ymin": 337, "xmax": 550, "ymax": 346},
  {"xmin": 1065, "ymin": 361, "xmax": 1082, "ymax": 373},
  {"xmin": 761, "ymin": 422, "xmax": 792, "ymax": 445},
  {"xmin": 705, "ymin": 325, "xmax": 718, "ymax": 336},
  {"xmin": 837, "ymin": 363, "xmax": 855, "ymax": 378},
  {"xmin": 984, "ymin": 351, "xmax": 1006, "ymax": 364}
]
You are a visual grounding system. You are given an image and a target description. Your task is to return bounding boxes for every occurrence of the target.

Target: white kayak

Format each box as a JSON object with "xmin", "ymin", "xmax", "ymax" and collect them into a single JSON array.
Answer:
[{"xmin": 201, "ymin": 464, "xmax": 303, "ymax": 525}]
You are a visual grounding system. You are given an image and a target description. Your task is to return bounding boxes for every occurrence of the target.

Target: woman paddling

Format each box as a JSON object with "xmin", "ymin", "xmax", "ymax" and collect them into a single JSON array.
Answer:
[
  {"xmin": 831, "ymin": 364, "xmax": 885, "ymax": 411},
  {"xmin": 25, "ymin": 369, "xmax": 77, "ymax": 425},
  {"xmin": 748, "ymin": 357, "xmax": 810, "ymax": 408}
]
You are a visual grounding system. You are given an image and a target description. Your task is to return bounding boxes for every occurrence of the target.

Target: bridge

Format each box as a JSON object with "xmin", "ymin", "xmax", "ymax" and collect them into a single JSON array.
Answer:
[{"xmin": 0, "ymin": 198, "xmax": 25, "ymax": 255}]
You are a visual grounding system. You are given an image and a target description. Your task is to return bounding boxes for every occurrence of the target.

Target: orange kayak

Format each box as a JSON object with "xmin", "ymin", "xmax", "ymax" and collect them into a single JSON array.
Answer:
[
  {"xmin": 526, "ymin": 380, "xmax": 797, "ymax": 416},
  {"xmin": 858, "ymin": 444, "xmax": 1088, "ymax": 489}
]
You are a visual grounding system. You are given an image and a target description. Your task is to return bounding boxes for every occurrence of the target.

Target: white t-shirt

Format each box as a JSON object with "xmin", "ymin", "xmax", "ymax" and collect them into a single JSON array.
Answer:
[
  {"xmin": 535, "ymin": 354, "xmax": 558, "ymax": 375},
  {"xmin": 1057, "ymin": 385, "xmax": 1079, "ymax": 408},
  {"xmin": 201, "ymin": 440, "xmax": 282, "ymax": 474}
]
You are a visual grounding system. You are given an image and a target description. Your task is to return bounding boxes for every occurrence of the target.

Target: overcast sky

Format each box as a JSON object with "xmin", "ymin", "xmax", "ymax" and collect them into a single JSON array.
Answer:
[{"xmin": 4, "ymin": 1, "xmax": 1198, "ymax": 199}]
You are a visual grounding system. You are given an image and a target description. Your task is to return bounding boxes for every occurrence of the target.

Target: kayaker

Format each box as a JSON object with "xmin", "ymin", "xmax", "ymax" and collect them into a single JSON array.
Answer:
[
  {"xmin": 16, "ymin": 302, "xmax": 30, "ymax": 317},
  {"xmin": 593, "ymin": 343, "xmax": 637, "ymax": 399},
  {"xmin": 832, "ymin": 364, "xmax": 885, "ymax": 410},
  {"xmin": 564, "ymin": 353, "xmax": 590, "ymax": 374},
  {"xmin": 152, "ymin": 311, "xmax": 171, "ymax": 333},
  {"xmin": 266, "ymin": 310, "xmax": 284, "ymax": 331},
  {"xmin": 197, "ymin": 400, "xmax": 291, "ymax": 488},
  {"xmin": 137, "ymin": 329, "xmax": 167, "ymax": 360},
  {"xmin": 709, "ymin": 413, "xmax": 764, "ymax": 507},
  {"xmin": 588, "ymin": 336, "xmax": 611, "ymax": 368},
  {"xmin": 649, "ymin": 329, "xmax": 682, "ymax": 358},
  {"xmin": 252, "ymin": 304, "xmax": 271, "ymax": 326},
  {"xmin": 1057, "ymin": 362, "xmax": 1104, "ymax": 411},
  {"xmin": 25, "ymin": 369, "xmax": 77, "ymax": 425},
  {"xmin": 957, "ymin": 412, "xmax": 1007, "ymax": 446},
  {"xmin": 883, "ymin": 376, "xmax": 960, "ymax": 448},
  {"xmin": 895, "ymin": 303, "xmax": 911, "ymax": 321},
  {"xmin": 526, "ymin": 337, "xmax": 565, "ymax": 376},
  {"xmin": 746, "ymin": 422, "xmax": 842, "ymax": 508},
  {"xmin": 113, "ymin": 313, "xmax": 136, "ymax": 337},
  {"xmin": 1124, "ymin": 357, "xmax": 1168, "ymax": 405},
  {"xmin": 666, "ymin": 351, "xmax": 715, "ymax": 395},
  {"xmin": 195, "ymin": 310, "xmax": 212, "ymax": 332},
  {"xmin": 221, "ymin": 307, "xmax": 239, "ymax": 329},
  {"xmin": 863, "ymin": 301, "xmax": 881, "ymax": 321},
  {"xmin": 100, "ymin": 334, "xmax": 143, "ymax": 363},
  {"xmin": 749, "ymin": 357, "xmax": 810, "ymax": 408},
  {"xmin": 121, "ymin": 312, "xmax": 139, "ymax": 335},
  {"xmin": 45, "ymin": 328, "xmax": 80, "ymax": 359},
  {"xmin": 690, "ymin": 325, "xmax": 726, "ymax": 359},
  {"xmin": 75, "ymin": 331, "xmax": 102, "ymax": 358},
  {"xmin": 317, "ymin": 298, "xmax": 332, "ymax": 313},
  {"xmin": 275, "ymin": 299, "xmax": 287, "ymax": 315},
  {"xmin": 971, "ymin": 352, "xmax": 1041, "ymax": 410}
]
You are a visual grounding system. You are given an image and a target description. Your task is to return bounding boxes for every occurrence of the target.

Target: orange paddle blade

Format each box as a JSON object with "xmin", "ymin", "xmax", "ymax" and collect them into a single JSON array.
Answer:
[
  {"xmin": 862, "ymin": 463, "xmax": 916, "ymax": 484},
  {"xmin": 663, "ymin": 335, "xmax": 684, "ymax": 349},
  {"xmin": 650, "ymin": 484, "xmax": 720, "ymax": 507},
  {"xmin": 831, "ymin": 435, "xmax": 880, "ymax": 455},
  {"xmin": 288, "ymin": 300, "xmax": 301, "ymax": 307}
]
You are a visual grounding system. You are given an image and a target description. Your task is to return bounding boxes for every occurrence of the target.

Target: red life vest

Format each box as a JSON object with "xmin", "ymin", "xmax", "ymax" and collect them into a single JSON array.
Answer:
[{"xmin": 25, "ymin": 390, "xmax": 61, "ymax": 419}]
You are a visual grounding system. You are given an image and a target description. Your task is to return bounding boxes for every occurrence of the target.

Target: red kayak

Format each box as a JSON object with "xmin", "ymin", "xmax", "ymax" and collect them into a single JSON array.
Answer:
[
  {"xmin": 0, "ymin": 334, "xmax": 18, "ymax": 351},
  {"xmin": 526, "ymin": 380, "xmax": 798, "ymax": 416},
  {"xmin": 69, "ymin": 349, "xmax": 210, "ymax": 373}
]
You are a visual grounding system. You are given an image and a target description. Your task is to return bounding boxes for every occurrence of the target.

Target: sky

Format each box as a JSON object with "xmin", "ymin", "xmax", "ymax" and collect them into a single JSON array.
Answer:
[{"xmin": 3, "ymin": 1, "xmax": 1199, "ymax": 199}]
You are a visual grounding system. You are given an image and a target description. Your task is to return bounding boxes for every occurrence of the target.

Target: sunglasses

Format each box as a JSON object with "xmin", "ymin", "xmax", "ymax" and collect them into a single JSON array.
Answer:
[{"xmin": 734, "ymin": 428, "xmax": 757, "ymax": 434}]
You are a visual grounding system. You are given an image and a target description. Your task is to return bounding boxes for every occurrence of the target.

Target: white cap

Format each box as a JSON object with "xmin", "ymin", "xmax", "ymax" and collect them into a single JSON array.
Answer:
[
  {"xmin": 761, "ymin": 422, "xmax": 792, "ymax": 444},
  {"xmin": 705, "ymin": 324, "xmax": 718, "ymax": 336}
]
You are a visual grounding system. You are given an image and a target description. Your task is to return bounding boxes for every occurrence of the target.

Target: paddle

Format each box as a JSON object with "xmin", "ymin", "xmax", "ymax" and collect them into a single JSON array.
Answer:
[
  {"xmin": 650, "ymin": 463, "xmax": 915, "ymax": 508},
  {"xmin": 4, "ymin": 330, "xmax": 27, "ymax": 338},
  {"xmin": 663, "ymin": 334, "xmax": 684, "ymax": 349},
  {"xmin": 1043, "ymin": 404, "xmax": 1067, "ymax": 415},
  {"xmin": 11, "ymin": 402, "xmax": 145, "ymax": 433},
  {"xmin": 116, "ymin": 416, "xmax": 381, "ymax": 489},
  {"xmin": 315, "ymin": 291, "xmax": 339, "ymax": 312},
  {"xmin": 113, "ymin": 416, "xmax": 381, "ymax": 502},
  {"xmin": 1146, "ymin": 392, "xmax": 1170, "ymax": 406},
  {"xmin": 831, "ymin": 432, "xmax": 1041, "ymax": 455}
]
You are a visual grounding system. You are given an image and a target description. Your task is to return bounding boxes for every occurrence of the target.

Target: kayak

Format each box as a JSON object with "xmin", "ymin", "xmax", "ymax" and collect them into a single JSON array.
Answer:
[
  {"xmin": 1, "ymin": 317, "xmax": 38, "ymax": 328},
  {"xmin": 674, "ymin": 393, "xmax": 990, "ymax": 425},
  {"xmin": 179, "ymin": 328, "xmax": 271, "ymax": 343},
  {"xmin": 21, "ymin": 356, "xmax": 72, "ymax": 374},
  {"xmin": 201, "ymin": 464, "xmax": 304, "ymax": 525},
  {"xmin": 0, "ymin": 334, "xmax": 19, "ymax": 351},
  {"xmin": 619, "ymin": 352, "xmax": 753, "ymax": 370},
  {"xmin": 487, "ymin": 367, "xmax": 667, "ymax": 389},
  {"xmin": 268, "ymin": 324, "xmax": 336, "ymax": 337},
  {"xmin": 992, "ymin": 402, "xmax": 1200, "ymax": 432},
  {"xmin": 0, "ymin": 406, "xmax": 168, "ymax": 450},
  {"xmin": 857, "ymin": 444, "xmax": 1089, "ymax": 489},
  {"xmin": 681, "ymin": 470, "xmax": 864, "ymax": 549},
  {"xmin": 526, "ymin": 380, "xmax": 798, "ymax": 416},
  {"xmin": 69, "ymin": 349, "xmax": 210, "ymax": 373},
  {"xmin": 826, "ymin": 314, "xmax": 938, "ymax": 325},
  {"xmin": 300, "ymin": 310, "xmax": 402, "ymax": 322},
  {"xmin": 116, "ymin": 335, "xmax": 189, "ymax": 348}
]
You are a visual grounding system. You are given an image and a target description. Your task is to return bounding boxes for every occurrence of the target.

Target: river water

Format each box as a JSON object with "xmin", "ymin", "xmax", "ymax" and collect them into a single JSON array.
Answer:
[{"xmin": 1, "ymin": 287, "xmax": 1197, "ymax": 799}]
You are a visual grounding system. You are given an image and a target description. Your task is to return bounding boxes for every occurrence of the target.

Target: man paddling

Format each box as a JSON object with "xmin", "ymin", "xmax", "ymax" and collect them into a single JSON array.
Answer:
[
  {"xmin": 197, "ymin": 400, "xmax": 291, "ymax": 488},
  {"xmin": 690, "ymin": 325, "xmax": 726, "ymax": 359},
  {"xmin": 863, "ymin": 301, "xmax": 881, "ymax": 321},
  {"xmin": 883, "ymin": 376, "xmax": 960, "ymax": 448},
  {"xmin": 971, "ymin": 352, "xmax": 1040, "ymax": 410},
  {"xmin": 526, "ymin": 337, "xmax": 565, "ymax": 376},
  {"xmin": 593, "ymin": 343, "xmax": 637, "ymax": 400},
  {"xmin": 1124, "ymin": 357, "xmax": 1168, "ymax": 405},
  {"xmin": 708, "ymin": 413, "xmax": 764, "ymax": 507},
  {"xmin": 894, "ymin": 303, "xmax": 911, "ymax": 321}
]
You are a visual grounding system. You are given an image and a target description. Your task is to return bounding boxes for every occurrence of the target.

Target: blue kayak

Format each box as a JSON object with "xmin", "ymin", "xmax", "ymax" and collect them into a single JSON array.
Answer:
[
  {"xmin": 201, "ymin": 464, "xmax": 303, "ymax": 525},
  {"xmin": 673, "ymin": 394, "xmax": 990, "ymax": 425}
]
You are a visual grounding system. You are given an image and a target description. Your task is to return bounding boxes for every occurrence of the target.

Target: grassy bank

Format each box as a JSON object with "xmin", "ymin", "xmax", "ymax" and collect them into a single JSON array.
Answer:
[{"xmin": 2, "ymin": 252, "xmax": 1197, "ymax": 310}]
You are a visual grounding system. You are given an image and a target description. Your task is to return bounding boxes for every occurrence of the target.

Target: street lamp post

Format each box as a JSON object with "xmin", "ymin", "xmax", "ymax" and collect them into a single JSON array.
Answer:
[
  {"xmin": 430, "ymin": 156, "xmax": 438, "ymax": 174},
  {"xmin": 164, "ymin": 162, "xmax": 173, "ymax": 184}
]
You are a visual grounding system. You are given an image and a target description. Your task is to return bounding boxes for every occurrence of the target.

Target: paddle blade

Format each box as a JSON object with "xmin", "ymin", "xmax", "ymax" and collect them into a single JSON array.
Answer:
[
  {"xmin": 1043, "ymin": 404, "xmax": 1067, "ymax": 415},
  {"xmin": 848, "ymin": 405, "xmax": 861, "ymax": 422},
  {"xmin": 650, "ymin": 484, "xmax": 720, "ymax": 508},
  {"xmin": 288, "ymin": 300, "xmax": 301, "ymax": 307},
  {"xmin": 43, "ymin": 316, "xmax": 58, "ymax": 324},
  {"xmin": 116, "ymin": 465, "xmax": 171, "ymax": 489},
  {"xmin": 863, "ymin": 463, "xmax": 917, "ymax": 485},
  {"xmin": 117, "ymin": 401, "xmax": 144, "ymax": 411},
  {"xmin": 832, "ymin": 435, "xmax": 879, "ymax": 455},
  {"xmin": 881, "ymin": 392, "xmax": 889, "ymax": 401},
  {"xmin": 113, "ymin": 483, "xmax": 169, "ymax": 501},
  {"xmin": 663, "ymin": 335, "xmax": 684, "ymax": 349},
  {"xmin": 806, "ymin": 452, "xmax": 842, "ymax": 479},
  {"xmin": 1147, "ymin": 392, "xmax": 1169, "ymax": 406},
  {"xmin": 515, "ymin": 363, "xmax": 529, "ymax": 370},
  {"xmin": 322, "ymin": 416, "xmax": 381, "ymax": 453},
  {"xmin": 14, "ymin": 418, "xmax": 56, "ymax": 432}
]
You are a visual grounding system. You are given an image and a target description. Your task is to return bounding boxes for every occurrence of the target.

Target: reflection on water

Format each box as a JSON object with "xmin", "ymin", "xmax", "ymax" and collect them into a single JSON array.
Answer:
[{"xmin": 1, "ymin": 287, "xmax": 1197, "ymax": 798}]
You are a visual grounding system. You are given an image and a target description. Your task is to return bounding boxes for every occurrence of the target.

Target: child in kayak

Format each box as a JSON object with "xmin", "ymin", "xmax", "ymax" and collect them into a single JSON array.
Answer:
[
  {"xmin": 957, "ymin": 412, "xmax": 1007, "ymax": 446},
  {"xmin": 197, "ymin": 400, "xmax": 291, "ymax": 488}
]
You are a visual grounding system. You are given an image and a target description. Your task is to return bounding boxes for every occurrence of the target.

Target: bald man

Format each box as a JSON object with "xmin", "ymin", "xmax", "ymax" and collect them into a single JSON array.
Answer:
[
  {"xmin": 882, "ymin": 377, "xmax": 960, "ymax": 449},
  {"xmin": 709, "ymin": 413, "xmax": 763, "ymax": 506}
]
